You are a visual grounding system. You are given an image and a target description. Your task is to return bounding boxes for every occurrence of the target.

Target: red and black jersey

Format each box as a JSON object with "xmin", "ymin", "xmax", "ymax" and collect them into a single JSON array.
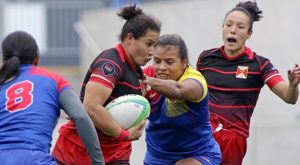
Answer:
[
  {"xmin": 80, "ymin": 44, "xmax": 143, "ymax": 105},
  {"xmin": 62, "ymin": 44, "xmax": 144, "ymax": 164},
  {"xmin": 197, "ymin": 46, "xmax": 283, "ymax": 138}
]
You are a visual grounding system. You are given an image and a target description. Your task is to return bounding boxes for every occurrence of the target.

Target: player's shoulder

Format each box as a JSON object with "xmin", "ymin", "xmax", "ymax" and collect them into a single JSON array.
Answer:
[
  {"xmin": 30, "ymin": 66, "xmax": 66, "ymax": 81},
  {"xmin": 199, "ymin": 47, "xmax": 220, "ymax": 58},
  {"xmin": 252, "ymin": 52, "xmax": 271, "ymax": 66},
  {"xmin": 31, "ymin": 66, "xmax": 54, "ymax": 75},
  {"xmin": 91, "ymin": 47, "xmax": 123, "ymax": 69},
  {"xmin": 183, "ymin": 66, "xmax": 204, "ymax": 80},
  {"xmin": 185, "ymin": 66, "xmax": 200, "ymax": 75},
  {"xmin": 96, "ymin": 47, "xmax": 122, "ymax": 62},
  {"xmin": 253, "ymin": 52, "xmax": 269, "ymax": 61}
]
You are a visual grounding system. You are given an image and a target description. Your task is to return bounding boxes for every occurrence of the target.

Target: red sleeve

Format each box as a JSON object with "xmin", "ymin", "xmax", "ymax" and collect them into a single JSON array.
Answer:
[
  {"xmin": 260, "ymin": 59, "xmax": 284, "ymax": 89},
  {"xmin": 265, "ymin": 74, "xmax": 284, "ymax": 89},
  {"xmin": 143, "ymin": 65, "xmax": 156, "ymax": 77},
  {"xmin": 55, "ymin": 74, "xmax": 71, "ymax": 93},
  {"xmin": 142, "ymin": 65, "xmax": 159, "ymax": 101}
]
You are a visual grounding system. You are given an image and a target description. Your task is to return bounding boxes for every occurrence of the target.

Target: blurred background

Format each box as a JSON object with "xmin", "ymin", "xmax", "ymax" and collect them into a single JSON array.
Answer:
[{"xmin": 0, "ymin": 0, "xmax": 299, "ymax": 164}]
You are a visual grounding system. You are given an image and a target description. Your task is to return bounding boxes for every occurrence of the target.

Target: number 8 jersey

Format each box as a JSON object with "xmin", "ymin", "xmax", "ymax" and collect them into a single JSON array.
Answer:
[{"xmin": 0, "ymin": 64, "xmax": 71, "ymax": 153}]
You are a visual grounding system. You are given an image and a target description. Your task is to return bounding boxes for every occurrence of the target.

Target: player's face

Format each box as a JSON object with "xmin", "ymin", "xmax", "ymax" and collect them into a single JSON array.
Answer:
[
  {"xmin": 153, "ymin": 45, "xmax": 187, "ymax": 81},
  {"xmin": 127, "ymin": 30, "xmax": 159, "ymax": 66},
  {"xmin": 222, "ymin": 10, "xmax": 252, "ymax": 56}
]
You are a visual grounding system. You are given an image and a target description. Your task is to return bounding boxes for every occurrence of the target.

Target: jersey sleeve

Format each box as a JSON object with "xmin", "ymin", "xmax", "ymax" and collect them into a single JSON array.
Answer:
[
  {"xmin": 260, "ymin": 58, "xmax": 284, "ymax": 89},
  {"xmin": 89, "ymin": 54, "xmax": 123, "ymax": 89},
  {"xmin": 30, "ymin": 66, "xmax": 72, "ymax": 94},
  {"xmin": 197, "ymin": 51, "xmax": 206, "ymax": 71},
  {"xmin": 142, "ymin": 66, "xmax": 159, "ymax": 101},
  {"xmin": 143, "ymin": 65, "xmax": 156, "ymax": 77},
  {"xmin": 197, "ymin": 48, "xmax": 218, "ymax": 72},
  {"xmin": 54, "ymin": 74, "xmax": 72, "ymax": 94},
  {"xmin": 179, "ymin": 67, "xmax": 208, "ymax": 102}
]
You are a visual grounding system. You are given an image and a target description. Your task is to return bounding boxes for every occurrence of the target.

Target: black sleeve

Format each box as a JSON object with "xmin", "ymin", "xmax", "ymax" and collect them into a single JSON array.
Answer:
[
  {"xmin": 59, "ymin": 89, "xmax": 105, "ymax": 165},
  {"xmin": 197, "ymin": 50, "xmax": 206, "ymax": 71},
  {"xmin": 197, "ymin": 48, "xmax": 218, "ymax": 71}
]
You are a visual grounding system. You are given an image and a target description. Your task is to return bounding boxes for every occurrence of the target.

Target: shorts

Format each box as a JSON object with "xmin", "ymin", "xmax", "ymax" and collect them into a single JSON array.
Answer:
[
  {"xmin": 212, "ymin": 124, "xmax": 247, "ymax": 165},
  {"xmin": 53, "ymin": 125, "xmax": 132, "ymax": 165},
  {"xmin": 106, "ymin": 160, "xmax": 130, "ymax": 165},
  {"xmin": 56, "ymin": 159, "xmax": 129, "ymax": 165},
  {"xmin": 0, "ymin": 149, "xmax": 57, "ymax": 165},
  {"xmin": 52, "ymin": 134, "xmax": 91, "ymax": 165},
  {"xmin": 193, "ymin": 154, "xmax": 221, "ymax": 165},
  {"xmin": 144, "ymin": 150, "xmax": 221, "ymax": 165}
]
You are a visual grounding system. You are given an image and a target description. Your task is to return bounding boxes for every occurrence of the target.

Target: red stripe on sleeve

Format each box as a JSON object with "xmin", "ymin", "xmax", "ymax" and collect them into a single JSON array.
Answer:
[
  {"xmin": 89, "ymin": 77, "xmax": 114, "ymax": 89},
  {"xmin": 266, "ymin": 75, "xmax": 284, "ymax": 89}
]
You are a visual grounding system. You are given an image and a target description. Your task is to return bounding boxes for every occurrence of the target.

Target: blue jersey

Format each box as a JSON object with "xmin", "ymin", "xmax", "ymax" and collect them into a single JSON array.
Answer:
[
  {"xmin": 143, "ymin": 66, "xmax": 221, "ymax": 163},
  {"xmin": 0, "ymin": 64, "xmax": 71, "ymax": 153}
]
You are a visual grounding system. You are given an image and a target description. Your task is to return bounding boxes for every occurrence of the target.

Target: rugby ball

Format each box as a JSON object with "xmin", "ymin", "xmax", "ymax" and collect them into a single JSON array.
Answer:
[{"xmin": 105, "ymin": 94, "xmax": 150, "ymax": 129}]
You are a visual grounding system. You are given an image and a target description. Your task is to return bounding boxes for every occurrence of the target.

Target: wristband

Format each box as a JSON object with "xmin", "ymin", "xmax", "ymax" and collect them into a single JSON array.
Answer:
[{"xmin": 117, "ymin": 129, "xmax": 129, "ymax": 142}]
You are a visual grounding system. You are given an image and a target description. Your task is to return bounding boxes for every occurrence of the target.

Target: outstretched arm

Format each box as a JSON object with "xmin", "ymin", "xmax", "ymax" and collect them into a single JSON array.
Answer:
[
  {"xmin": 142, "ymin": 75, "xmax": 205, "ymax": 102},
  {"xmin": 271, "ymin": 64, "xmax": 300, "ymax": 104},
  {"xmin": 59, "ymin": 89, "xmax": 104, "ymax": 165}
]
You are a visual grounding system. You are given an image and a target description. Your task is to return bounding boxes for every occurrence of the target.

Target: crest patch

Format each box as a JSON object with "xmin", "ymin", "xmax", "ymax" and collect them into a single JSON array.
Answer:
[
  {"xmin": 236, "ymin": 66, "xmax": 249, "ymax": 79},
  {"xmin": 102, "ymin": 62, "xmax": 115, "ymax": 75}
]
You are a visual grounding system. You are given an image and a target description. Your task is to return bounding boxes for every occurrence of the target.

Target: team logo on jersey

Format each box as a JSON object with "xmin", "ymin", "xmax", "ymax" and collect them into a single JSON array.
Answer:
[
  {"xmin": 102, "ymin": 62, "xmax": 115, "ymax": 75},
  {"xmin": 236, "ymin": 66, "xmax": 248, "ymax": 79}
]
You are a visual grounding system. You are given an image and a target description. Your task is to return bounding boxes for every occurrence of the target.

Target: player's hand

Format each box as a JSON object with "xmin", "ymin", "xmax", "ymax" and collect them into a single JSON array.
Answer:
[
  {"xmin": 142, "ymin": 74, "xmax": 152, "ymax": 92},
  {"xmin": 127, "ymin": 120, "xmax": 146, "ymax": 141},
  {"xmin": 140, "ymin": 75, "xmax": 152, "ymax": 97},
  {"xmin": 288, "ymin": 64, "xmax": 300, "ymax": 87}
]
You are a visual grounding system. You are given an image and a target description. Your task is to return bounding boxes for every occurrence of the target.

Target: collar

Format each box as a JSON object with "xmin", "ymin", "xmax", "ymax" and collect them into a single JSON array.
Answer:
[
  {"xmin": 220, "ymin": 46, "xmax": 254, "ymax": 60},
  {"xmin": 115, "ymin": 43, "xmax": 136, "ymax": 71}
]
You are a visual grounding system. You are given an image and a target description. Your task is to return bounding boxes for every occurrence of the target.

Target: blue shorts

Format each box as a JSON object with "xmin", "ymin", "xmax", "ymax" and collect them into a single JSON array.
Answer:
[
  {"xmin": 144, "ymin": 150, "xmax": 221, "ymax": 165},
  {"xmin": 0, "ymin": 149, "xmax": 57, "ymax": 165},
  {"xmin": 193, "ymin": 155, "xmax": 220, "ymax": 165}
]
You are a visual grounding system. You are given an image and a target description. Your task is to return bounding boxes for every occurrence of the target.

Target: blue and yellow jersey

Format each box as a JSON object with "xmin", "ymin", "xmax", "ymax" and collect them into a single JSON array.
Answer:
[{"xmin": 143, "ymin": 66, "xmax": 220, "ymax": 160}]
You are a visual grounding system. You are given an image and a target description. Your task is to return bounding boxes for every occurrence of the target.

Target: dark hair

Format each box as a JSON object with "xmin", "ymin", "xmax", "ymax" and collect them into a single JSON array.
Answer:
[
  {"xmin": 0, "ymin": 31, "xmax": 39, "ymax": 85},
  {"xmin": 225, "ymin": 1, "xmax": 263, "ymax": 32},
  {"xmin": 117, "ymin": 4, "xmax": 161, "ymax": 41},
  {"xmin": 157, "ymin": 34, "xmax": 189, "ymax": 64}
]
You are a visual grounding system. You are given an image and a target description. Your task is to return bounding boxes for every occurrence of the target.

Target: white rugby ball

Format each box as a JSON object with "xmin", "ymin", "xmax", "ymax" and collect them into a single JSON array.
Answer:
[{"xmin": 105, "ymin": 94, "xmax": 150, "ymax": 129}]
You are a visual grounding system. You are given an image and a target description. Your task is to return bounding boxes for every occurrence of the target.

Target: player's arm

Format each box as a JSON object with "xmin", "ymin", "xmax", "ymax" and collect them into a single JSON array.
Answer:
[
  {"xmin": 84, "ymin": 81, "xmax": 123, "ymax": 137},
  {"xmin": 142, "ymin": 75, "xmax": 204, "ymax": 102},
  {"xmin": 84, "ymin": 82, "xmax": 145, "ymax": 140},
  {"xmin": 271, "ymin": 64, "xmax": 300, "ymax": 104},
  {"xmin": 59, "ymin": 89, "xmax": 104, "ymax": 165}
]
